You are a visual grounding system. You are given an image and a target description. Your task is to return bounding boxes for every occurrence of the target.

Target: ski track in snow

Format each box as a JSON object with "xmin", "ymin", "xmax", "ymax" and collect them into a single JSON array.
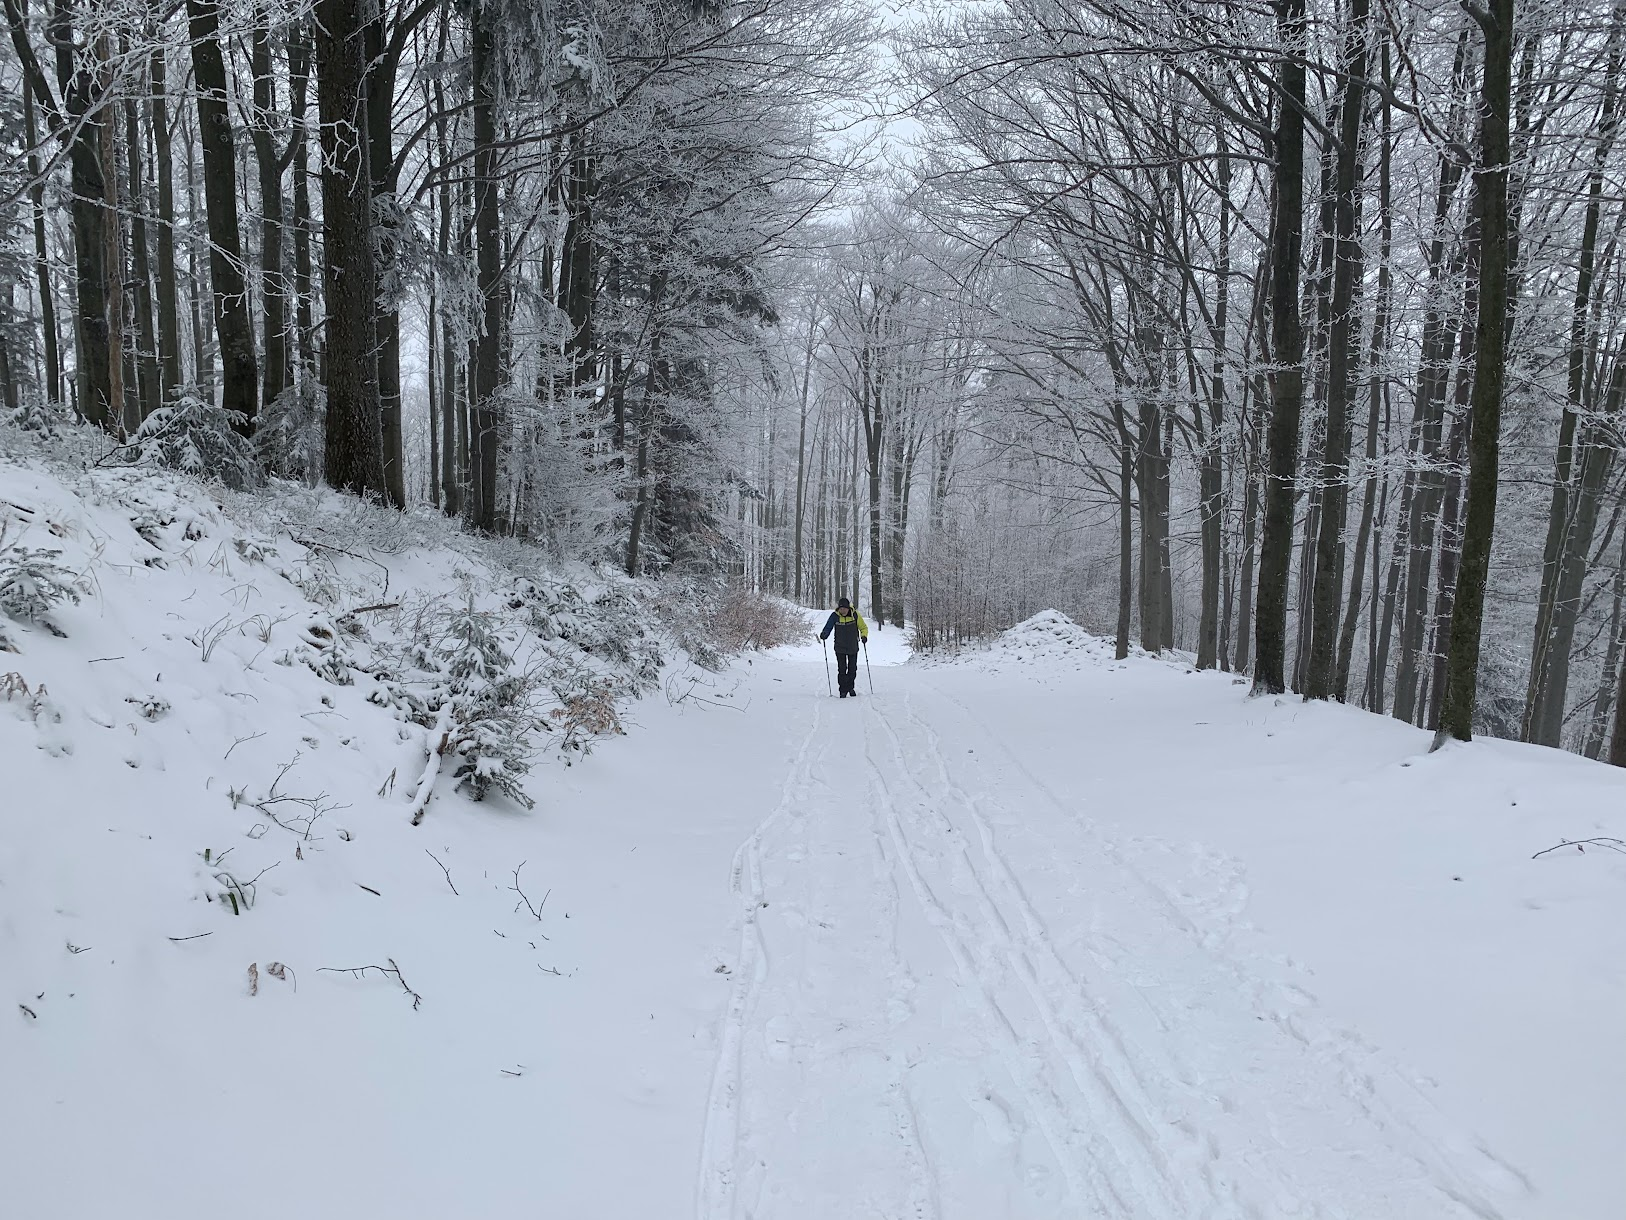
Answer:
[
  {"xmin": 696, "ymin": 697, "xmax": 826, "ymax": 1220},
  {"xmin": 696, "ymin": 667, "xmax": 1521, "ymax": 1220}
]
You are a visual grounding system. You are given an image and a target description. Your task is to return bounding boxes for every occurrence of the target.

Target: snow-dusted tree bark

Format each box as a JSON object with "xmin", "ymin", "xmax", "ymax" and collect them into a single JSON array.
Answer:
[
  {"xmin": 186, "ymin": 0, "xmax": 258, "ymax": 426},
  {"xmin": 1433, "ymin": 0, "xmax": 1515, "ymax": 748},
  {"xmin": 314, "ymin": 0, "xmax": 384, "ymax": 496}
]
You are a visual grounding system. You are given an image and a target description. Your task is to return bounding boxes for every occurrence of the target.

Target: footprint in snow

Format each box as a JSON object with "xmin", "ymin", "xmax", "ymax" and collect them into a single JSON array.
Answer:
[
  {"xmin": 764, "ymin": 1014, "xmax": 796, "ymax": 1061},
  {"xmin": 969, "ymin": 1089, "xmax": 1021, "ymax": 1145}
]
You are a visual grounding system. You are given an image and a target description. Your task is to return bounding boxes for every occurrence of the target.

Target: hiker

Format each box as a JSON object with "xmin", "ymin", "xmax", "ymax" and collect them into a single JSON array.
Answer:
[{"xmin": 820, "ymin": 597, "xmax": 868, "ymax": 698}]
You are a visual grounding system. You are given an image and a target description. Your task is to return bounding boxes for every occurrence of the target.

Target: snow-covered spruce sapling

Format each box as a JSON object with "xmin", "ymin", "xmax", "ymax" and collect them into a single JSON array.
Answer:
[
  {"xmin": 126, "ymin": 390, "xmax": 264, "ymax": 491},
  {"xmin": 0, "ymin": 543, "xmax": 89, "ymax": 636},
  {"xmin": 436, "ymin": 603, "xmax": 541, "ymax": 808}
]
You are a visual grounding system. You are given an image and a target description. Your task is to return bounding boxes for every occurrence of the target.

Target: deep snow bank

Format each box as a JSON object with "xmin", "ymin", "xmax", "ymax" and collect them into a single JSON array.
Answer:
[{"xmin": 0, "ymin": 442, "xmax": 714, "ymax": 1217}]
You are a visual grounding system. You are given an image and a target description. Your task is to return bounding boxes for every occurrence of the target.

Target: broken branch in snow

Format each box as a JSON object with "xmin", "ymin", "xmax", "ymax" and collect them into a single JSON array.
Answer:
[
  {"xmin": 425, "ymin": 849, "xmax": 458, "ymax": 895},
  {"xmin": 408, "ymin": 704, "xmax": 455, "ymax": 826},
  {"xmin": 231, "ymin": 752, "xmax": 346, "ymax": 839},
  {"xmin": 317, "ymin": 958, "xmax": 421, "ymax": 1010},
  {"xmin": 337, "ymin": 601, "xmax": 400, "ymax": 622},
  {"xmin": 168, "ymin": 932, "xmax": 213, "ymax": 942},
  {"xmin": 510, "ymin": 862, "xmax": 551, "ymax": 936},
  {"xmin": 1531, "ymin": 837, "xmax": 1626, "ymax": 859},
  {"xmin": 224, "ymin": 731, "xmax": 265, "ymax": 760}
]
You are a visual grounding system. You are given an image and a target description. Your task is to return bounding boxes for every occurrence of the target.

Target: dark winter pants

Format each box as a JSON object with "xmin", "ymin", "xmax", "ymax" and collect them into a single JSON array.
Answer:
[{"xmin": 836, "ymin": 650, "xmax": 858, "ymax": 695}]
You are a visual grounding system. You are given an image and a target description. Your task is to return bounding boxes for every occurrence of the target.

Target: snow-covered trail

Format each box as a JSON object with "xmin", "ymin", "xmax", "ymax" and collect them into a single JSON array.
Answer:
[
  {"xmin": 6, "ymin": 456, "xmax": 1613, "ymax": 1220},
  {"xmin": 693, "ymin": 637, "xmax": 1576, "ymax": 1220}
]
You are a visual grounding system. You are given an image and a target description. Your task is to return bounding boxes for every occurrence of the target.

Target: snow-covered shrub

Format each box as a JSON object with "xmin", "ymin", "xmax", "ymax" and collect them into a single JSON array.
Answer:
[
  {"xmin": 431, "ymin": 604, "xmax": 542, "ymax": 806},
  {"xmin": 9, "ymin": 397, "xmax": 65, "ymax": 436},
  {"xmin": 655, "ymin": 581, "xmax": 805, "ymax": 670},
  {"xmin": 129, "ymin": 390, "xmax": 263, "ymax": 491},
  {"xmin": 0, "ymin": 543, "xmax": 87, "ymax": 632},
  {"xmin": 710, "ymin": 590, "xmax": 809, "ymax": 654},
  {"xmin": 255, "ymin": 383, "xmax": 324, "ymax": 486}
]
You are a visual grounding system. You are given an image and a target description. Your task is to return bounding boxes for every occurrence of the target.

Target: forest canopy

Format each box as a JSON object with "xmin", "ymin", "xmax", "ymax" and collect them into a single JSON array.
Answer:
[{"xmin": 4, "ymin": 0, "xmax": 1626, "ymax": 760}]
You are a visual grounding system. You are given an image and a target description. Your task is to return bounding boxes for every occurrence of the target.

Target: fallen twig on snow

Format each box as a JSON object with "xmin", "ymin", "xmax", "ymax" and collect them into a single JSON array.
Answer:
[
  {"xmin": 317, "ymin": 958, "xmax": 421, "ymax": 1010},
  {"xmin": 426, "ymin": 849, "xmax": 458, "ymax": 895},
  {"xmin": 337, "ymin": 601, "xmax": 399, "ymax": 622},
  {"xmin": 510, "ymin": 862, "xmax": 551, "ymax": 938},
  {"xmin": 1532, "ymin": 836, "xmax": 1626, "ymax": 859}
]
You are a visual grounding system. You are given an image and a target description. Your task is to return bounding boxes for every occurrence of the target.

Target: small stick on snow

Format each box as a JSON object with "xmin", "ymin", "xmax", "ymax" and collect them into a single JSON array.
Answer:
[
  {"xmin": 510, "ymin": 862, "xmax": 551, "ymax": 937},
  {"xmin": 357, "ymin": 883, "xmax": 382, "ymax": 896},
  {"xmin": 224, "ymin": 731, "xmax": 266, "ymax": 760},
  {"xmin": 168, "ymin": 932, "xmax": 213, "ymax": 942},
  {"xmin": 337, "ymin": 601, "xmax": 400, "ymax": 622},
  {"xmin": 1532, "ymin": 836, "xmax": 1626, "ymax": 859},
  {"xmin": 426, "ymin": 849, "xmax": 458, "ymax": 895},
  {"xmin": 316, "ymin": 958, "xmax": 421, "ymax": 1009}
]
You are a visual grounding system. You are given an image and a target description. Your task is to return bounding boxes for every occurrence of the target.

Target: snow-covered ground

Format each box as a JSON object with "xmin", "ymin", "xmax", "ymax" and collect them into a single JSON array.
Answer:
[{"xmin": 3, "ymin": 460, "xmax": 1620, "ymax": 1219}]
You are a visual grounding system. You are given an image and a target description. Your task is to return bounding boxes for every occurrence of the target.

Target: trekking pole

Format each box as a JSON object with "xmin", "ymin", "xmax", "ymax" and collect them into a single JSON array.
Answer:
[
  {"xmin": 863, "ymin": 639, "xmax": 874, "ymax": 694},
  {"xmin": 822, "ymin": 637, "xmax": 832, "ymax": 697}
]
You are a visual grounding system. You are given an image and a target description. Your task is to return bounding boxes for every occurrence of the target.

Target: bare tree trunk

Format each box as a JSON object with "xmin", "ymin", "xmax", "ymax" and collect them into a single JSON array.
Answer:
[
  {"xmin": 250, "ymin": 19, "xmax": 290, "ymax": 413},
  {"xmin": 1115, "ymin": 403, "xmax": 1134, "ymax": 660},
  {"xmin": 148, "ymin": 27, "xmax": 181, "ymax": 399},
  {"xmin": 1305, "ymin": 0, "xmax": 1371, "ymax": 700},
  {"xmin": 314, "ymin": 0, "xmax": 384, "ymax": 496},
  {"xmin": 1584, "ymin": 524, "xmax": 1626, "ymax": 758},
  {"xmin": 95, "ymin": 32, "xmax": 130, "ymax": 433},
  {"xmin": 1433, "ymin": 0, "xmax": 1514, "ymax": 748},
  {"xmin": 289, "ymin": 25, "xmax": 317, "ymax": 393},
  {"xmin": 1252, "ymin": 0, "xmax": 1309, "ymax": 695},
  {"xmin": 123, "ymin": 77, "xmax": 160, "ymax": 420},
  {"xmin": 1336, "ymin": 38, "xmax": 1392, "ymax": 701},
  {"xmin": 187, "ymin": 0, "xmax": 258, "ymax": 426},
  {"xmin": 470, "ymin": 6, "xmax": 503, "ymax": 531},
  {"xmin": 22, "ymin": 71, "xmax": 61, "ymax": 404},
  {"xmin": 1525, "ymin": 9, "xmax": 1623, "ymax": 740},
  {"xmin": 792, "ymin": 299, "xmax": 817, "ymax": 602},
  {"xmin": 365, "ymin": 10, "xmax": 405, "ymax": 508},
  {"xmin": 625, "ymin": 333, "xmax": 663, "ymax": 576},
  {"xmin": 1234, "ymin": 380, "xmax": 1262, "ymax": 674},
  {"xmin": 1530, "ymin": 368, "xmax": 1624, "ymax": 743},
  {"xmin": 52, "ymin": 0, "xmax": 115, "ymax": 428},
  {"xmin": 1196, "ymin": 137, "xmax": 1231, "ymax": 670}
]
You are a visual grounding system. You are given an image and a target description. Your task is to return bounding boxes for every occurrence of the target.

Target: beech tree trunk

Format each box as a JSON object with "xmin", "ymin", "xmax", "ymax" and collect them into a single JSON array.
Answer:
[
  {"xmin": 1252, "ymin": 0, "xmax": 1309, "ymax": 696},
  {"xmin": 1433, "ymin": 0, "xmax": 1515, "ymax": 747}
]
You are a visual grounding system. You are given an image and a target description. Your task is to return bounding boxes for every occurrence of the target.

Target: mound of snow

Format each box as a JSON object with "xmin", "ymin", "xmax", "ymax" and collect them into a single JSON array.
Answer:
[{"xmin": 982, "ymin": 610, "xmax": 1119, "ymax": 670}]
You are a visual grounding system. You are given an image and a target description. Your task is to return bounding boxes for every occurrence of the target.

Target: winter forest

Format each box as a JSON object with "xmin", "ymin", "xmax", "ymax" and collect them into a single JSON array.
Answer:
[{"xmin": 4, "ymin": 0, "xmax": 1626, "ymax": 759}]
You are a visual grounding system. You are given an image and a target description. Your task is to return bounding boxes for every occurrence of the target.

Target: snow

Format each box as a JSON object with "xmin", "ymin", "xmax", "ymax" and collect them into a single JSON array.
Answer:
[{"xmin": 3, "ymin": 465, "xmax": 1619, "ymax": 1220}]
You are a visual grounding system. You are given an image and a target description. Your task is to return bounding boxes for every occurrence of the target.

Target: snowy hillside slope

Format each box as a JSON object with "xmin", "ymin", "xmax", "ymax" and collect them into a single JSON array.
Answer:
[{"xmin": 0, "ymin": 444, "xmax": 756, "ymax": 1218}]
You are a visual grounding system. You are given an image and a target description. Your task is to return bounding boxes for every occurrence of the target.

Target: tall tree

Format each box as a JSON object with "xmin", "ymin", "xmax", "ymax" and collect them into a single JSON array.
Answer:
[
  {"xmin": 187, "ymin": 0, "xmax": 258, "ymax": 425},
  {"xmin": 1252, "ymin": 0, "xmax": 1309, "ymax": 696},
  {"xmin": 314, "ymin": 0, "xmax": 384, "ymax": 495},
  {"xmin": 1433, "ymin": 0, "xmax": 1516, "ymax": 747}
]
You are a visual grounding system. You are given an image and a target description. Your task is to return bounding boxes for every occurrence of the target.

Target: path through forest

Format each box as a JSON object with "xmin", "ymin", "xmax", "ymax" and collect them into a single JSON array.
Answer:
[{"xmin": 687, "ymin": 619, "xmax": 1616, "ymax": 1220}]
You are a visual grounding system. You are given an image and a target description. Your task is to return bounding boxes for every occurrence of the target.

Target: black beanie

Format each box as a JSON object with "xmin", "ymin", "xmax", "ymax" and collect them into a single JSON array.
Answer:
[{"xmin": 838, "ymin": 597, "xmax": 851, "ymax": 609}]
